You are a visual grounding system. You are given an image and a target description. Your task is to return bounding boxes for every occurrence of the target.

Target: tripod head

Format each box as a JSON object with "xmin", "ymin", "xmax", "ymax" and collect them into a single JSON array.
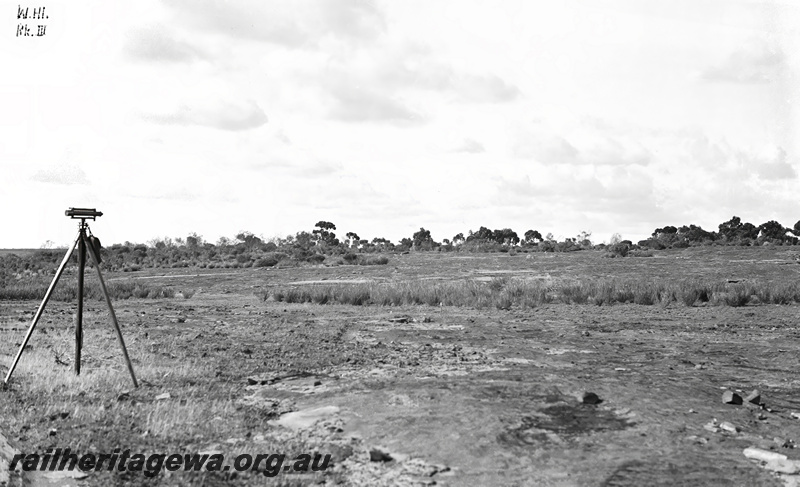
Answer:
[{"xmin": 65, "ymin": 207, "xmax": 103, "ymax": 220}]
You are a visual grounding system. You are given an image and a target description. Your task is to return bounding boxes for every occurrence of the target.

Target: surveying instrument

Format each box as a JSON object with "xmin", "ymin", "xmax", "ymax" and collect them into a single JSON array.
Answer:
[{"xmin": 3, "ymin": 208, "xmax": 138, "ymax": 387}]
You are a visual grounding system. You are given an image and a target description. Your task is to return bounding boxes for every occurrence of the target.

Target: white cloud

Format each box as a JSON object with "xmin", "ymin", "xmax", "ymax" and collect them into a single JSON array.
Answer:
[
  {"xmin": 143, "ymin": 99, "xmax": 268, "ymax": 131},
  {"xmin": 327, "ymin": 83, "xmax": 425, "ymax": 125},
  {"xmin": 701, "ymin": 44, "xmax": 786, "ymax": 84},
  {"xmin": 161, "ymin": 0, "xmax": 385, "ymax": 47},
  {"xmin": 30, "ymin": 164, "xmax": 90, "ymax": 185},
  {"xmin": 452, "ymin": 138, "xmax": 485, "ymax": 154},
  {"xmin": 124, "ymin": 25, "xmax": 205, "ymax": 63}
]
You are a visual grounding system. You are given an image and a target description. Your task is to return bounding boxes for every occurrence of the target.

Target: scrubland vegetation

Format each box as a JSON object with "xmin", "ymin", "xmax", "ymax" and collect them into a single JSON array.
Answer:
[
  {"xmin": 269, "ymin": 277, "xmax": 800, "ymax": 310},
  {"xmin": 1, "ymin": 216, "xmax": 799, "ymax": 303}
]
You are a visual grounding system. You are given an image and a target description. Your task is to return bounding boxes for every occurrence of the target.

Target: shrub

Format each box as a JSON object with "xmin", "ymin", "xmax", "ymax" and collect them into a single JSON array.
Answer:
[
  {"xmin": 722, "ymin": 284, "xmax": 750, "ymax": 307},
  {"xmin": 607, "ymin": 243, "xmax": 629, "ymax": 257}
]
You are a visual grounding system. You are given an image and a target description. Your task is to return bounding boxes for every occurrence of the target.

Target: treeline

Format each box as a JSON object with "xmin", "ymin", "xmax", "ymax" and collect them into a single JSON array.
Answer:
[{"xmin": 1, "ymin": 217, "xmax": 799, "ymax": 279}]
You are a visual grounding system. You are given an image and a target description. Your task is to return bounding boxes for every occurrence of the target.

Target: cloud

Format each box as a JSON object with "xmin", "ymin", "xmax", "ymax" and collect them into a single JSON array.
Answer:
[
  {"xmin": 684, "ymin": 136, "xmax": 796, "ymax": 181},
  {"xmin": 701, "ymin": 45, "xmax": 785, "ymax": 84},
  {"xmin": 750, "ymin": 147, "xmax": 796, "ymax": 181},
  {"xmin": 143, "ymin": 99, "xmax": 268, "ymax": 131},
  {"xmin": 327, "ymin": 84, "xmax": 424, "ymax": 125},
  {"xmin": 514, "ymin": 131, "xmax": 651, "ymax": 167},
  {"xmin": 124, "ymin": 25, "xmax": 204, "ymax": 63},
  {"xmin": 456, "ymin": 74, "xmax": 521, "ymax": 103},
  {"xmin": 367, "ymin": 44, "xmax": 520, "ymax": 103},
  {"xmin": 30, "ymin": 164, "xmax": 89, "ymax": 185},
  {"xmin": 452, "ymin": 138, "xmax": 485, "ymax": 154},
  {"xmin": 515, "ymin": 134, "xmax": 578, "ymax": 163},
  {"xmin": 162, "ymin": 0, "xmax": 385, "ymax": 47}
]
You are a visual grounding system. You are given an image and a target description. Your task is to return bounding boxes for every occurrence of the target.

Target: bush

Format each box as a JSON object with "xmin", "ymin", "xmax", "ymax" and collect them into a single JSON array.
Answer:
[
  {"xmin": 722, "ymin": 285, "xmax": 750, "ymax": 307},
  {"xmin": 360, "ymin": 256, "xmax": 389, "ymax": 265},
  {"xmin": 607, "ymin": 243, "xmax": 629, "ymax": 257}
]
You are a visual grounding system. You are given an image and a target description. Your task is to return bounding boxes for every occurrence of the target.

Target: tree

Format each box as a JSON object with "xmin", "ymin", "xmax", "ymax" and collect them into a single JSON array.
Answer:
[
  {"xmin": 312, "ymin": 221, "xmax": 338, "ymax": 246},
  {"xmin": 676, "ymin": 225, "xmax": 715, "ymax": 243},
  {"xmin": 758, "ymin": 220, "xmax": 788, "ymax": 241},
  {"xmin": 452, "ymin": 233, "xmax": 465, "ymax": 245},
  {"xmin": 345, "ymin": 232, "xmax": 360, "ymax": 248},
  {"xmin": 718, "ymin": 216, "xmax": 742, "ymax": 241},
  {"xmin": 794, "ymin": 220, "xmax": 800, "ymax": 237},
  {"xmin": 186, "ymin": 233, "xmax": 202, "ymax": 248},
  {"xmin": 524, "ymin": 230, "xmax": 542, "ymax": 245},
  {"xmin": 492, "ymin": 228, "xmax": 519, "ymax": 246},
  {"xmin": 236, "ymin": 231, "xmax": 263, "ymax": 249},
  {"xmin": 651, "ymin": 226, "xmax": 677, "ymax": 239},
  {"xmin": 412, "ymin": 228, "xmax": 435, "ymax": 250},
  {"xmin": 294, "ymin": 231, "xmax": 314, "ymax": 248},
  {"xmin": 398, "ymin": 237, "xmax": 413, "ymax": 250},
  {"xmin": 466, "ymin": 226, "xmax": 494, "ymax": 242}
]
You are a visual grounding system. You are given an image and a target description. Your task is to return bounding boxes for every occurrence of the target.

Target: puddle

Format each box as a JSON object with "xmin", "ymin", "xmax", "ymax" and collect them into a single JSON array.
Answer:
[{"xmin": 499, "ymin": 402, "xmax": 633, "ymax": 446}]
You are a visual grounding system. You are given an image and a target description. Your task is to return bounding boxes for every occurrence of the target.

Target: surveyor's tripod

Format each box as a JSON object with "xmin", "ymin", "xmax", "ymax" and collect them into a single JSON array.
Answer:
[{"xmin": 3, "ymin": 208, "xmax": 138, "ymax": 387}]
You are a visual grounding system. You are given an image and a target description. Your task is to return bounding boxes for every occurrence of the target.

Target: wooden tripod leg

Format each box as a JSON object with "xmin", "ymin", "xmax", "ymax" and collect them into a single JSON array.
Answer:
[
  {"xmin": 75, "ymin": 235, "xmax": 86, "ymax": 375},
  {"xmin": 4, "ymin": 232, "xmax": 81, "ymax": 385},
  {"xmin": 83, "ymin": 236, "xmax": 138, "ymax": 388}
]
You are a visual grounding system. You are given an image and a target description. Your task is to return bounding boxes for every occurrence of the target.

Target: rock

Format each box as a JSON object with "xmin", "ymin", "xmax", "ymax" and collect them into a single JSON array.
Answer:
[
  {"xmin": 155, "ymin": 392, "xmax": 171, "ymax": 401},
  {"xmin": 329, "ymin": 444, "xmax": 354, "ymax": 463},
  {"xmin": 369, "ymin": 448, "xmax": 393, "ymax": 462},
  {"xmin": 687, "ymin": 435, "xmax": 708, "ymax": 445},
  {"xmin": 44, "ymin": 470, "xmax": 89, "ymax": 480},
  {"xmin": 582, "ymin": 392, "xmax": 602, "ymax": 405},
  {"xmin": 268, "ymin": 406, "xmax": 340, "ymax": 431},
  {"xmin": 744, "ymin": 390, "xmax": 761, "ymax": 405},
  {"xmin": 790, "ymin": 412, "xmax": 800, "ymax": 420},
  {"xmin": 743, "ymin": 447, "xmax": 786, "ymax": 463},
  {"xmin": 719, "ymin": 422, "xmax": 738, "ymax": 433},
  {"xmin": 722, "ymin": 390, "xmax": 743, "ymax": 405},
  {"xmin": 764, "ymin": 459, "xmax": 800, "ymax": 474}
]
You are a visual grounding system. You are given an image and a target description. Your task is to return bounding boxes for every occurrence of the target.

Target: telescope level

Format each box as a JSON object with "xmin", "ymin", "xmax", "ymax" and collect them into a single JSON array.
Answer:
[{"xmin": 65, "ymin": 208, "xmax": 103, "ymax": 219}]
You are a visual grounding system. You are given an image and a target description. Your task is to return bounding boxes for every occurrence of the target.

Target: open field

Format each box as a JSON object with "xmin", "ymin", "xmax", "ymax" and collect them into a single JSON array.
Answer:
[{"xmin": 2, "ymin": 247, "xmax": 800, "ymax": 486}]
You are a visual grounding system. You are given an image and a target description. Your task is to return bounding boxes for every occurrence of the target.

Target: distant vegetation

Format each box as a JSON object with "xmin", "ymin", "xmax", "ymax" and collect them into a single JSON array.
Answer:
[{"xmin": 0, "ymin": 216, "xmax": 798, "ymax": 290}]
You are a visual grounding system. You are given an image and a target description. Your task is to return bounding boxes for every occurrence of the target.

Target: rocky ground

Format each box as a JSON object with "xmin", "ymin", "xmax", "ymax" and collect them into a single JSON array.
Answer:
[{"xmin": 1, "ymin": 249, "xmax": 800, "ymax": 485}]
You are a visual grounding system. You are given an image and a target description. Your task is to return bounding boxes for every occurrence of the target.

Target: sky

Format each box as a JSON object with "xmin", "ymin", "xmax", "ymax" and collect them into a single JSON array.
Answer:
[{"xmin": 1, "ymin": 0, "xmax": 798, "ymax": 248}]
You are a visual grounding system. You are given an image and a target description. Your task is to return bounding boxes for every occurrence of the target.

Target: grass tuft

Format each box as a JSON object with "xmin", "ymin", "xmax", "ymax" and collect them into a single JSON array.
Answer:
[{"xmin": 268, "ymin": 277, "xmax": 799, "ymax": 309}]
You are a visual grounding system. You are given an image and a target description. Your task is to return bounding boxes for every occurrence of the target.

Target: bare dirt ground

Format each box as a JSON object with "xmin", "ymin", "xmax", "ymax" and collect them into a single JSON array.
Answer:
[{"xmin": 1, "ymin": 247, "xmax": 800, "ymax": 486}]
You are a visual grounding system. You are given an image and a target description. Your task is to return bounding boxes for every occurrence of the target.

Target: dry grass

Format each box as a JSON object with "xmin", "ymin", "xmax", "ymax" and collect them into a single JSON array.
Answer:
[
  {"xmin": 269, "ymin": 277, "xmax": 800, "ymax": 309},
  {"xmin": 0, "ymin": 279, "xmax": 187, "ymax": 301}
]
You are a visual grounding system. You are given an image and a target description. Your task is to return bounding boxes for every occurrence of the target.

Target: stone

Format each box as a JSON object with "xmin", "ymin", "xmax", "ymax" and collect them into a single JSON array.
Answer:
[
  {"xmin": 268, "ymin": 406, "xmax": 340, "ymax": 430},
  {"xmin": 743, "ymin": 447, "xmax": 786, "ymax": 463},
  {"xmin": 764, "ymin": 459, "xmax": 800, "ymax": 475},
  {"xmin": 44, "ymin": 471, "xmax": 89, "ymax": 480},
  {"xmin": 744, "ymin": 390, "xmax": 761, "ymax": 405},
  {"xmin": 582, "ymin": 392, "xmax": 602, "ymax": 405},
  {"xmin": 155, "ymin": 392, "xmax": 171, "ymax": 401},
  {"xmin": 719, "ymin": 422, "xmax": 738, "ymax": 433},
  {"xmin": 369, "ymin": 448, "xmax": 393, "ymax": 462},
  {"xmin": 722, "ymin": 390, "xmax": 743, "ymax": 405}
]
